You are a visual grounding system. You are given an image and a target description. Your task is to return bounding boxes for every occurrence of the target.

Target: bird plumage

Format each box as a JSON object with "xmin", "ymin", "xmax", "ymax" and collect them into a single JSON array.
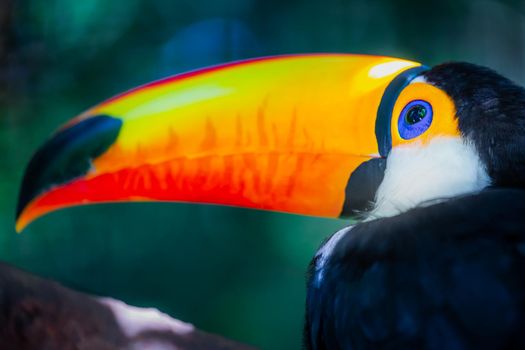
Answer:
[{"xmin": 306, "ymin": 189, "xmax": 525, "ymax": 350}]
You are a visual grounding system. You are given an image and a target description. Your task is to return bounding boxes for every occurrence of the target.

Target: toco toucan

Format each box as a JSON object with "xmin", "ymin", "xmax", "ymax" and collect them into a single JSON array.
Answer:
[{"xmin": 15, "ymin": 54, "xmax": 525, "ymax": 349}]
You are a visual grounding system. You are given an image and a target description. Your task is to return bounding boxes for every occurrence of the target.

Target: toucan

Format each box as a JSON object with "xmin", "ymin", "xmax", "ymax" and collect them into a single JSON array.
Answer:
[{"xmin": 15, "ymin": 54, "xmax": 525, "ymax": 349}]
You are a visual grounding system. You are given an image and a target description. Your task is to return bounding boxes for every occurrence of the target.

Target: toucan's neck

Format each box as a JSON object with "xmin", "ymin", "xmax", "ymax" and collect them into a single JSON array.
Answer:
[{"xmin": 367, "ymin": 137, "xmax": 491, "ymax": 220}]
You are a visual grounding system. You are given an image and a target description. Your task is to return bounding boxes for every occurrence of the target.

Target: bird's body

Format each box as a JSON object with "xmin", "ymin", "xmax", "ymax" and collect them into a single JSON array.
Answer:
[
  {"xmin": 306, "ymin": 189, "xmax": 525, "ymax": 349},
  {"xmin": 14, "ymin": 54, "xmax": 525, "ymax": 349}
]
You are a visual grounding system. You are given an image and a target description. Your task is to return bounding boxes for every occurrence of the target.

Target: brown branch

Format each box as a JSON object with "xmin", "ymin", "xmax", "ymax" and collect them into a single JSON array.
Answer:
[{"xmin": 0, "ymin": 262, "xmax": 257, "ymax": 350}]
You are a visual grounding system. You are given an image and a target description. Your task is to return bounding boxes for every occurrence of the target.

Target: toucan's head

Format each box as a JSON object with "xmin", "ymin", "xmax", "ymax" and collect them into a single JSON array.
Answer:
[{"xmin": 15, "ymin": 54, "xmax": 525, "ymax": 231}]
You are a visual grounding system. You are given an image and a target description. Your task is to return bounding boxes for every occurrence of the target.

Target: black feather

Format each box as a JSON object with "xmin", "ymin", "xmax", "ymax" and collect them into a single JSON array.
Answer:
[{"xmin": 305, "ymin": 189, "xmax": 525, "ymax": 350}]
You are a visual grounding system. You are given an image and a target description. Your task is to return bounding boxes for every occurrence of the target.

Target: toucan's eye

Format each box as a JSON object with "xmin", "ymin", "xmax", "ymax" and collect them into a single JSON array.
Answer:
[{"xmin": 398, "ymin": 100, "xmax": 433, "ymax": 139}]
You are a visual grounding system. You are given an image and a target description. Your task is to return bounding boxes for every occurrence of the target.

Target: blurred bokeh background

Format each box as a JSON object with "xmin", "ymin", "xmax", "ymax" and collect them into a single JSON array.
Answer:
[{"xmin": 1, "ymin": 0, "xmax": 525, "ymax": 348}]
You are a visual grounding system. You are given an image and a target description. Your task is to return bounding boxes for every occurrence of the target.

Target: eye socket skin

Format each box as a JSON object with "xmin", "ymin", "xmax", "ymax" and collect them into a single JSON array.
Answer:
[
  {"xmin": 398, "ymin": 100, "xmax": 433, "ymax": 139},
  {"xmin": 390, "ymin": 82, "xmax": 459, "ymax": 148}
]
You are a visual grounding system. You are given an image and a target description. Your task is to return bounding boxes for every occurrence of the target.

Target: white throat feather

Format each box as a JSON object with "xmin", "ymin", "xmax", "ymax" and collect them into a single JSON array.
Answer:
[{"xmin": 368, "ymin": 137, "xmax": 491, "ymax": 220}]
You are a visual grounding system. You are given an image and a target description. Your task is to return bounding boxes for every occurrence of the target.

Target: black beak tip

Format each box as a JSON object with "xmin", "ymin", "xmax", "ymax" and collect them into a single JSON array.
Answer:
[{"xmin": 15, "ymin": 115, "xmax": 122, "ymax": 222}]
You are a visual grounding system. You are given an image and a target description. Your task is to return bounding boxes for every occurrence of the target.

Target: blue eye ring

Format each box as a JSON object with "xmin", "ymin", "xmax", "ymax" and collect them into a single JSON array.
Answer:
[{"xmin": 398, "ymin": 100, "xmax": 433, "ymax": 140}]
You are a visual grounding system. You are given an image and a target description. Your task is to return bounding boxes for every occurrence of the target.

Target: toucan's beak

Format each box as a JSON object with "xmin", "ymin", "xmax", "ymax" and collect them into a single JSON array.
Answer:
[{"xmin": 16, "ymin": 54, "xmax": 426, "ymax": 232}]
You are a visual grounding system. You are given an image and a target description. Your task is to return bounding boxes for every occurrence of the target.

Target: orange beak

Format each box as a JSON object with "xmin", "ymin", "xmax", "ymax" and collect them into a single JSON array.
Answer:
[{"xmin": 16, "ymin": 54, "xmax": 426, "ymax": 232}]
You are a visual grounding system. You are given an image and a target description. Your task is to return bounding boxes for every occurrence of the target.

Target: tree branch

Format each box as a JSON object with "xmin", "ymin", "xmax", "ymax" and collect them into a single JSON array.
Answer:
[{"xmin": 0, "ymin": 262, "xmax": 257, "ymax": 350}]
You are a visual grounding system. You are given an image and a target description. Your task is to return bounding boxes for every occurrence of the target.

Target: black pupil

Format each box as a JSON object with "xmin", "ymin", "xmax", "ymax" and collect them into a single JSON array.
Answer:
[{"xmin": 405, "ymin": 105, "xmax": 427, "ymax": 125}]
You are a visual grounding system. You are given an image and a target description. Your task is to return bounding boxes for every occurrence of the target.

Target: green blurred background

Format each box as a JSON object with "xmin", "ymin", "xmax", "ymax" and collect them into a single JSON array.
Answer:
[{"xmin": 1, "ymin": 0, "xmax": 525, "ymax": 348}]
